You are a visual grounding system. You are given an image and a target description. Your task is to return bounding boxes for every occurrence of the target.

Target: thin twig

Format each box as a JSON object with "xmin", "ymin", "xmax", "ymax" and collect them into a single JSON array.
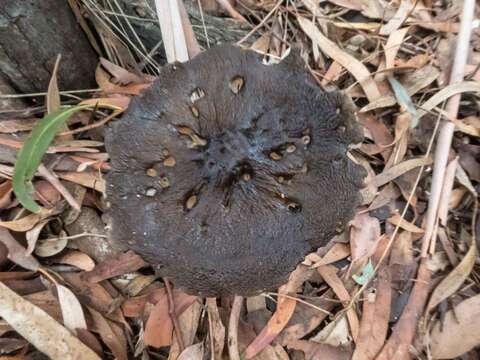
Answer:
[
  {"xmin": 163, "ymin": 278, "xmax": 185, "ymax": 352},
  {"xmin": 197, "ymin": 0, "xmax": 210, "ymax": 48},
  {"xmin": 264, "ymin": 292, "xmax": 332, "ymax": 315},
  {"xmin": 228, "ymin": 295, "xmax": 243, "ymax": 360},
  {"xmin": 38, "ymin": 164, "xmax": 81, "ymax": 211},
  {"xmin": 59, "ymin": 110, "xmax": 123, "ymax": 136},
  {"xmin": 237, "ymin": 0, "xmax": 283, "ymax": 45},
  {"xmin": 216, "ymin": 0, "xmax": 248, "ymax": 22},
  {"xmin": 0, "ymin": 88, "xmax": 101, "ymax": 99}
]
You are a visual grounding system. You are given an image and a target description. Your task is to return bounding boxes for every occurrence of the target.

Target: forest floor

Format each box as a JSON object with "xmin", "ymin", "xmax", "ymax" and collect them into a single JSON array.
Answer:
[{"xmin": 0, "ymin": 0, "xmax": 479, "ymax": 359}]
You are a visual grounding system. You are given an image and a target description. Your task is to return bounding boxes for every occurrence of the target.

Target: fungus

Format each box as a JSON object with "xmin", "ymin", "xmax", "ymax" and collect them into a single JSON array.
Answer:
[{"xmin": 105, "ymin": 45, "xmax": 366, "ymax": 297}]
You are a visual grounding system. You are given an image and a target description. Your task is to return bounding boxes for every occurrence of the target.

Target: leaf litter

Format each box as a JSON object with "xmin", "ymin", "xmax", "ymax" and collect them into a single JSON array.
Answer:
[{"xmin": 0, "ymin": 0, "xmax": 479, "ymax": 359}]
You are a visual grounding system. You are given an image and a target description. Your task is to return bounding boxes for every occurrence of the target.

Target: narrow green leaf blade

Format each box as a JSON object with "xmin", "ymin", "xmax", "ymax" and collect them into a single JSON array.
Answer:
[{"xmin": 12, "ymin": 105, "xmax": 93, "ymax": 213}]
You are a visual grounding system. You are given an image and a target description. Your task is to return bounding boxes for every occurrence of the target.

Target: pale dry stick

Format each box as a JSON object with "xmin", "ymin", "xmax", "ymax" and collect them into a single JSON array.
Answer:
[
  {"xmin": 38, "ymin": 164, "xmax": 81, "ymax": 211},
  {"xmin": 207, "ymin": 298, "xmax": 216, "ymax": 360},
  {"xmin": 421, "ymin": 0, "xmax": 475, "ymax": 256},
  {"xmin": 59, "ymin": 110, "xmax": 124, "ymax": 136},
  {"xmin": 237, "ymin": 0, "xmax": 283, "ymax": 45},
  {"xmin": 228, "ymin": 295, "xmax": 243, "ymax": 360},
  {"xmin": 0, "ymin": 89, "xmax": 101, "ymax": 99},
  {"xmin": 216, "ymin": 0, "xmax": 248, "ymax": 22},
  {"xmin": 264, "ymin": 292, "xmax": 332, "ymax": 315},
  {"xmin": 155, "ymin": 0, "xmax": 189, "ymax": 63},
  {"xmin": 197, "ymin": 0, "xmax": 211, "ymax": 48},
  {"xmin": 178, "ymin": 0, "xmax": 202, "ymax": 58},
  {"xmin": 42, "ymin": 232, "xmax": 108, "ymax": 242},
  {"xmin": 164, "ymin": 278, "xmax": 185, "ymax": 352}
]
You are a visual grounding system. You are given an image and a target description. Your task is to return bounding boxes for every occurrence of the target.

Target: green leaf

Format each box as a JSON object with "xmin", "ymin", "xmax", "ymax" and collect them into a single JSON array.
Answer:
[
  {"xmin": 12, "ymin": 105, "xmax": 93, "ymax": 213},
  {"xmin": 388, "ymin": 76, "xmax": 418, "ymax": 127},
  {"xmin": 352, "ymin": 259, "xmax": 374, "ymax": 285}
]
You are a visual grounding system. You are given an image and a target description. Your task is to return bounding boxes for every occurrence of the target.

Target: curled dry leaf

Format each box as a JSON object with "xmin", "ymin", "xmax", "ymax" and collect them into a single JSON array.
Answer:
[
  {"xmin": 351, "ymin": 268, "xmax": 392, "ymax": 360},
  {"xmin": 244, "ymin": 265, "xmax": 313, "ymax": 358},
  {"xmin": 317, "ymin": 265, "xmax": 359, "ymax": 342},
  {"xmin": 0, "ymin": 118, "xmax": 37, "ymax": 133},
  {"xmin": 56, "ymin": 250, "xmax": 95, "ymax": 271},
  {"xmin": 245, "ymin": 294, "xmax": 297, "ymax": 359},
  {"xmin": 0, "ymin": 208, "xmax": 53, "ymax": 232},
  {"xmin": 57, "ymin": 284, "xmax": 88, "ymax": 334},
  {"xmin": 207, "ymin": 297, "xmax": 225, "ymax": 360},
  {"xmin": 46, "ymin": 55, "xmax": 61, "ymax": 114},
  {"xmin": 426, "ymin": 235, "xmax": 477, "ymax": 313},
  {"xmin": 387, "ymin": 213, "xmax": 424, "ymax": 234},
  {"xmin": 308, "ymin": 242, "xmax": 351, "ymax": 268},
  {"xmin": 177, "ymin": 342, "xmax": 204, "ymax": 360},
  {"xmin": 57, "ymin": 171, "xmax": 105, "ymax": 193},
  {"xmin": 25, "ymin": 219, "xmax": 50, "ymax": 255},
  {"xmin": 0, "ymin": 227, "xmax": 39, "ymax": 271},
  {"xmin": 88, "ymin": 307, "xmax": 128, "ymax": 360},
  {"xmin": 375, "ymin": 258, "xmax": 432, "ymax": 360},
  {"xmin": 62, "ymin": 273, "xmax": 124, "ymax": 322},
  {"xmin": 168, "ymin": 299, "xmax": 203, "ymax": 360},
  {"xmin": 287, "ymin": 340, "xmax": 352, "ymax": 360},
  {"xmin": 430, "ymin": 293, "xmax": 480, "ymax": 359},
  {"xmin": 373, "ymin": 157, "xmax": 432, "ymax": 187},
  {"xmin": 99, "ymin": 57, "xmax": 146, "ymax": 85},
  {"xmin": 311, "ymin": 316, "xmax": 351, "ymax": 346},
  {"xmin": 367, "ymin": 183, "xmax": 401, "ymax": 212},
  {"xmin": 277, "ymin": 288, "xmax": 336, "ymax": 346},
  {"xmin": 144, "ymin": 290, "xmax": 197, "ymax": 348},
  {"xmin": 95, "ymin": 66, "xmax": 152, "ymax": 95},
  {"xmin": 415, "ymin": 81, "xmax": 480, "ymax": 121},
  {"xmin": 34, "ymin": 233, "xmax": 68, "ymax": 257},
  {"xmin": 350, "ymin": 213, "xmax": 381, "ymax": 269},
  {"xmin": 0, "ymin": 282, "xmax": 100, "ymax": 360},
  {"xmin": 83, "ymin": 250, "xmax": 146, "ymax": 283},
  {"xmin": 384, "ymin": 27, "xmax": 410, "ymax": 69},
  {"xmin": 297, "ymin": 16, "xmax": 380, "ymax": 102},
  {"xmin": 380, "ymin": 1, "xmax": 414, "ymax": 35}
]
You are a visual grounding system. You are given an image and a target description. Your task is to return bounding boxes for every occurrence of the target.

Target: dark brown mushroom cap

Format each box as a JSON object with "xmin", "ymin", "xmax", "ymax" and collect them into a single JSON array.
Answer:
[{"xmin": 105, "ymin": 45, "xmax": 365, "ymax": 296}]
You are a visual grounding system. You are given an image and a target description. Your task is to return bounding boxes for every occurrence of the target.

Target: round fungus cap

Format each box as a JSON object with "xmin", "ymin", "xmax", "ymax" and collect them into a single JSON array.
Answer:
[{"xmin": 106, "ymin": 45, "xmax": 365, "ymax": 296}]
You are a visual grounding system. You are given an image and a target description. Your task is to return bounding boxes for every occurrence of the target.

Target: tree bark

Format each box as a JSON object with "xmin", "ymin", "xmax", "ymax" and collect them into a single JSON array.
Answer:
[{"xmin": 0, "ymin": 0, "xmax": 98, "ymax": 94}]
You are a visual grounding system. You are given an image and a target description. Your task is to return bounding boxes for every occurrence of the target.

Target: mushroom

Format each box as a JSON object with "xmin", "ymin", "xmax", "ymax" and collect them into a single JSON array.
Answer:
[{"xmin": 105, "ymin": 45, "xmax": 366, "ymax": 297}]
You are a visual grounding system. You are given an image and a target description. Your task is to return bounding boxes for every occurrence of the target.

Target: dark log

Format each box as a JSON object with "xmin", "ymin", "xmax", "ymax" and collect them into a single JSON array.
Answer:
[{"xmin": 0, "ymin": 0, "xmax": 98, "ymax": 94}]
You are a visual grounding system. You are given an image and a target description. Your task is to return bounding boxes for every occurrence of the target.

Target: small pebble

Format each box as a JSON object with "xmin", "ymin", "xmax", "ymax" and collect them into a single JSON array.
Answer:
[
  {"xmin": 186, "ymin": 195, "xmax": 198, "ymax": 209},
  {"xmin": 191, "ymin": 106, "xmax": 200, "ymax": 118},
  {"xmin": 270, "ymin": 151, "xmax": 282, "ymax": 161},
  {"xmin": 287, "ymin": 202, "xmax": 301, "ymax": 212},
  {"xmin": 301, "ymin": 135, "xmax": 311, "ymax": 145},
  {"xmin": 146, "ymin": 168, "xmax": 157, "ymax": 177},
  {"xmin": 190, "ymin": 88, "xmax": 205, "ymax": 103},
  {"xmin": 146, "ymin": 188, "xmax": 157, "ymax": 197},
  {"xmin": 229, "ymin": 76, "xmax": 244, "ymax": 94},
  {"xmin": 242, "ymin": 173, "xmax": 251, "ymax": 182},
  {"xmin": 159, "ymin": 177, "xmax": 170, "ymax": 188},
  {"xmin": 163, "ymin": 157, "xmax": 176, "ymax": 167},
  {"xmin": 286, "ymin": 144, "xmax": 296, "ymax": 153}
]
